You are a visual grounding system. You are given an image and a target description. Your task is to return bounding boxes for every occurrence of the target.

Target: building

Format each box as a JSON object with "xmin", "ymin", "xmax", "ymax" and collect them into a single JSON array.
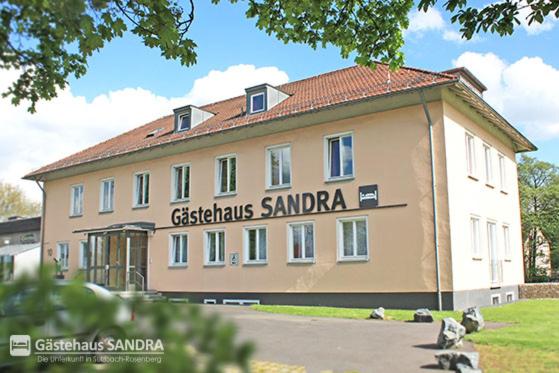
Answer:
[
  {"xmin": 0, "ymin": 216, "xmax": 41, "ymax": 281},
  {"xmin": 23, "ymin": 65, "xmax": 536, "ymax": 310}
]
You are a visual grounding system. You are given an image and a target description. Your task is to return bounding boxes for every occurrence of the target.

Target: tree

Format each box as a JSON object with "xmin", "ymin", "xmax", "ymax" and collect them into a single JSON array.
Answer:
[
  {"xmin": 518, "ymin": 155, "xmax": 559, "ymax": 282},
  {"xmin": 0, "ymin": 181, "xmax": 41, "ymax": 220},
  {"xmin": 1, "ymin": 0, "xmax": 558, "ymax": 112}
]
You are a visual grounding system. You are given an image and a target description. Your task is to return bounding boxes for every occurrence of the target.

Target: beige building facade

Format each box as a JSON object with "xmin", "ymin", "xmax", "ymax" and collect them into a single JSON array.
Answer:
[{"xmin": 24, "ymin": 65, "xmax": 535, "ymax": 310}]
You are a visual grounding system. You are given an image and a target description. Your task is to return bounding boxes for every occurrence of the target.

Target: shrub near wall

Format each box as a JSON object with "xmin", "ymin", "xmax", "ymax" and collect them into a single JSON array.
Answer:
[{"xmin": 519, "ymin": 283, "xmax": 559, "ymax": 299}]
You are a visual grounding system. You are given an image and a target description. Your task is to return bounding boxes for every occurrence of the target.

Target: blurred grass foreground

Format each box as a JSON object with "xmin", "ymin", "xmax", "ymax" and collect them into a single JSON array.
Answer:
[{"xmin": 0, "ymin": 267, "xmax": 253, "ymax": 372}]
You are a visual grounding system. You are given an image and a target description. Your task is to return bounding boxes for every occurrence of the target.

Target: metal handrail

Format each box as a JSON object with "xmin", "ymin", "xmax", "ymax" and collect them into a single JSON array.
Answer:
[
  {"xmin": 134, "ymin": 271, "xmax": 145, "ymax": 292},
  {"xmin": 127, "ymin": 270, "xmax": 145, "ymax": 292}
]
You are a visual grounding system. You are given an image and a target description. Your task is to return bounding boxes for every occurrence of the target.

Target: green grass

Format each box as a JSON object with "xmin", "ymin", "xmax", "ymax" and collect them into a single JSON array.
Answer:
[{"xmin": 251, "ymin": 300, "xmax": 559, "ymax": 372}]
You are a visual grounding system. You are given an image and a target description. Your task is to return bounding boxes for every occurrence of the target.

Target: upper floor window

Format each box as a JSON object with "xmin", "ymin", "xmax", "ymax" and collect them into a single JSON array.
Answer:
[
  {"xmin": 470, "ymin": 216, "xmax": 481, "ymax": 258},
  {"xmin": 267, "ymin": 144, "xmax": 291, "ymax": 189},
  {"xmin": 326, "ymin": 132, "xmax": 354, "ymax": 180},
  {"xmin": 216, "ymin": 155, "xmax": 236, "ymax": 195},
  {"xmin": 244, "ymin": 226, "xmax": 267, "ymax": 264},
  {"xmin": 56, "ymin": 242, "xmax": 69, "ymax": 271},
  {"xmin": 250, "ymin": 92, "xmax": 265, "ymax": 113},
  {"xmin": 205, "ymin": 230, "xmax": 225, "ymax": 265},
  {"xmin": 337, "ymin": 216, "xmax": 368, "ymax": 261},
  {"xmin": 498, "ymin": 154, "xmax": 507, "ymax": 191},
  {"xmin": 172, "ymin": 164, "xmax": 190, "ymax": 202},
  {"xmin": 169, "ymin": 233, "xmax": 188, "ymax": 266},
  {"xmin": 465, "ymin": 132, "xmax": 476, "ymax": 177},
  {"xmin": 134, "ymin": 172, "xmax": 150, "ymax": 207},
  {"xmin": 70, "ymin": 184, "xmax": 84, "ymax": 217},
  {"xmin": 483, "ymin": 144, "xmax": 494, "ymax": 185},
  {"xmin": 99, "ymin": 178, "xmax": 115, "ymax": 212},
  {"xmin": 288, "ymin": 222, "xmax": 315, "ymax": 263},
  {"xmin": 178, "ymin": 114, "xmax": 190, "ymax": 132}
]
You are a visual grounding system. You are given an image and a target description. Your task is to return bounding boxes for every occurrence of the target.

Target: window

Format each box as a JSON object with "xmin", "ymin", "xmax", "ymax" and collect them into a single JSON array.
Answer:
[
  {"xmin": 178, "ymin": 114, "xmax": 190, "ymax": 131},
  {"xmin": 56, "ymin": 243, "xmax": 69, "ymax": 271},
  {"xmin": 498, "ymin": 154, "xmax": 507, "ymax": 191},
  {"xmin": 244, "ymin": 226, "xmax": 267, "ymax": 264},
  {"xmin": 483, "ymin": 144, "xmax": 494, "ymax": 185},
  {"xmin": 171, "ymin": 164, "xmax": 190, "ymax": 202},
  {"xmin": 79, "ymin": 240, "xmax": 88, "ymax": 269},
  {"xmin": 70, "ymin": 184, "xmax": 84, "ymax": 216},
  {"xmin": 337, "ymin": 217, "xmax": 368, "ymax": 261},
  {"xmin": 134, "ymin": 172, "xmax": 150, "ymax": 207},
  {"xmin": 326, "ymin": 133, "xmax": 354, "ymax": 180},
  {"xmin": 267, "ymin": 145, "xmax": 291, "ymax": 188},
  {"xmin": 288, "ymin": 222, "xmax": 315, "ymax": 262},
  {"xmin": 491, "ymin": 294, "xmax": 500, "ymax": 305},
  {"xmin": 205, "ymin": 230, "xmax": 225, "ymax": 265},
  {"xmin": 465, "ymin": 133, "xmax": 476, "ymax": 177},
  {"xmin": 216, "ymin": 155, "xmax": 236, "ymax": 195},
  {"xmin": 99, "ymin": 178, "xmax": 115, "ymax": 212},
  {"xmin": 470, "ymin": 216, "xmax": 481, "ymax": 258},
  {"xmin": 503, "ymin": 225, "xmax": 511, "ymax": 259},
  {"xmin": 250, "ymin": 92, "xmax": 265, "ymax": 113},
  {"xmin": 506, "ymin": 292, "xmax": 514, "ymax": 302},
  {"xmin": 169, "ymin": 233, "xmax": 188, "ymax": 266}
]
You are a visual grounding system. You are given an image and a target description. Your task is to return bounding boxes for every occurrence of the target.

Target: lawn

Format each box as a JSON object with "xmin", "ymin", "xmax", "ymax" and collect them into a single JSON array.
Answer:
[{"xmin": 251, "ymin": 300, "xmax": 559, "ymax": 372}]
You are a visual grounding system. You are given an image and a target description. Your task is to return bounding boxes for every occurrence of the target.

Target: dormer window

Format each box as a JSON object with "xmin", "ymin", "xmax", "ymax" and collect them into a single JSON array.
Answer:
[
  {"xmin": 250, "ymin": 92, "xmax": 265, "ymax": 113},
  {"xmin": 178, "ymin": 113, "xmax": 190, "ymax": 132},
  {"xmin": 173, "ymin": 105, "xmax": 214, "ymax": 133}
]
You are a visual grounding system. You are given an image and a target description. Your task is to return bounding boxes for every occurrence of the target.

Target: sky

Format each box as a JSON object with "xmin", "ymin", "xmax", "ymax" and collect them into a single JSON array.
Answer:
[{"xmin": 1, "ymin": 1, "xmax": 558, "ymax": 202}]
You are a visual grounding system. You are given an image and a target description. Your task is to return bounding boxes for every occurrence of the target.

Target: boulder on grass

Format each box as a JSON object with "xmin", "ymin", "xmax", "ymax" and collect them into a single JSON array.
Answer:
[
  {"xmin": 370, "ymin": 307, "xmax": 385, "ymax": 320},
  {"xmin": 435, "ymin": 350, "xmax": 480, "ymax": 371},
  {"xmin": 413, "ymin": 308, "xmax": 433, "ymax": 323},
  {"xmin": 461, "ymin": 307, "xmax": 485, "ymax": 333},
  {"xmin": 437, "ymin": 317, "xmax": 466, "ymax": 349}
]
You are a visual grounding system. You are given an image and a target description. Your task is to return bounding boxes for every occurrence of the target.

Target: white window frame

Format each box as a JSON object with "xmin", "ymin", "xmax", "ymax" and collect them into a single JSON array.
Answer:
[
  {"xmin": 99, "ymin": 177, "xmax": 115, "ymax": 213},
  {"xmin": 470, "ymin": 215, "xmax": 482, "ymax": 259},
  {"xmin": 336, "ymin": 216, "xmax": 369, "ymax": 262},
  {"xmin": 56, "ymin": 242, "xmax": 69, "ymax": 271},
  {"xmin": 266, "ymin": 144, "xmax": 292, "ymax": 189},
  {"xmin": 465, "ymin": 132, "xmax": 477, "ymax": 178},
  {"xmin": 498, "ymin": 154, "xmax": 507, "ymax": 192},
  {"xmin": 169, "ymin": 233, "xmax": 188, "ymax": 267},
  {"xmin": 483, "ymin": 143, "xmax": 494, "ymax": 186},
  {"xmin": 502, "ymin": 224, "xmax": 511, "ymax": 260},
  {"xmin": 177, "ymin": 113, "xmax": 190, "ymax": 132},
  {"xmin": 250, "ymin": 92, "xmax": 265, "ymax": 114},
  {"xmin": 133, "ymin": 171, "xmax": 150, "ymax": 207},
  {"xmin": 171, "ymin": 163, "xmax": 191, "ymax": 202},
  {"xmin": 243, "ymin": 225, "xmax": 268, "ymax": 265},
  {"xmin": 287, "ymin": 221, "xmax": 315, "ymax": 263},
  {"xmin": 324, "ymin": 132, "xmax": 355, "ymax": 181},
  {"xmin": 215, "ymin": 154, "xmax": 237, "ymax": 196},
  {"xmin": 70, "ymin": 184, "xmax": 84, "ymax": 217},
  {"xmin": 204, "ymin": 229, "xmax": 226, "ymax": 266},
  {"xmin": 78, "ymin": 240, "xmax": 88, "ymax": 269}
]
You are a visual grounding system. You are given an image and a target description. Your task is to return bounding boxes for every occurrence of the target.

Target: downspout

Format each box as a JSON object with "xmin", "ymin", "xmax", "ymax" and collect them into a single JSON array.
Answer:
[
  {"xmin": 35, "ymin": 179, "xmax": 46, "ymax": 268},
  {"xmin": 419, "ymin": 90, "xmax": 443, "ymax": 311}
]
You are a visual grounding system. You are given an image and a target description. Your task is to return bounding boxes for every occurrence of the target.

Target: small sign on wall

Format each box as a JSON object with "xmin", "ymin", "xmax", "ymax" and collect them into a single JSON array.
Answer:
[
  {"xmin": 359, "ymin": 185, "xmax": 379, "ymax": 208},
  {"xmin": 230, "ymin": 253, "xmax": 239, "ymax": 266}
]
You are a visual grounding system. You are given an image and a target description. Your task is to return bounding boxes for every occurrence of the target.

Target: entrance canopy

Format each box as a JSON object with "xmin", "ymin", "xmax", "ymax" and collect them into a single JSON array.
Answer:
[{"xmin": 73, "ymin": 221, "xmax": 155, "ymax": 234}]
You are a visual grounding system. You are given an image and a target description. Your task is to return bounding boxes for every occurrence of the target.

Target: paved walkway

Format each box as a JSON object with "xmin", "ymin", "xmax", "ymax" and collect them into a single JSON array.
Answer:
[{"xmin": 204, "ymin": 305, "xmax": 475, "ymax": 373}]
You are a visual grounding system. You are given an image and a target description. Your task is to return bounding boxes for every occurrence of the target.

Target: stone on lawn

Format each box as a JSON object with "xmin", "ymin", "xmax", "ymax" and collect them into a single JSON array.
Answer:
[
  {"xmin": 435, "ymin": 351, "xmax": 480, "ymax": 371},
  {"xmin": 413, "ymin": 308, "xmax": 433, "ymax": 322},
  {"xmin": 437, "ymin": 317, "xmax": 466, "ymax": 349},
  {"xmin": 461, "ymin": 307, "xmax": 485, "ymax": 333},
  {"xmin": 370, "ymin": 307, "xmax": 385, "ymax": 320}
]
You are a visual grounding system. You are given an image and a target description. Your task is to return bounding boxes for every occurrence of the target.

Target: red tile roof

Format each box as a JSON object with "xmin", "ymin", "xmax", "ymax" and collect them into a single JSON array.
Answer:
[{"xmin": 25, "ymin": 65, "xmax": 457, "ymax": 178}]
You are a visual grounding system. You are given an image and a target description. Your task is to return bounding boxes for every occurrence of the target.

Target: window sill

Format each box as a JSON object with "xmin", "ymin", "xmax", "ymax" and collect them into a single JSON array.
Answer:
[
  {"xmin": 99, "ymin": 209, "xmax": 114, "ymax": 215},
  {"xmin": 504, "ymin": 258, "xmax": 512, "ymax": 262},
  {"xmin": 467, "ymin": 174, "xmax": 479, "ymax": 181},
  {"xmin": 337, "ymin": 256, "xmax": 369, "ymax": 263},
  {"xmin": 132, "ymin": 205, "xmax": 149, "ymax": 210},
  {"xmin": 266, "ymin": 184, "xmax": 291, "ymax": 192},
  {"xmin": 472, "ymin": 256, "xmax": 483, "ymax": 261},
  {"xmin": 69, "ymin": 214, "xmax": 83, "ymax": 219},
  {"xmin": 243, "ymin": 261, "xmax": 268, "ymax": 266},
  {"xmin": 287, "ymin": 259, "xmax": 315, "ymax": 265},
  {"xmin": 500, "ymin": 190, "xmax": 508, "ymax": 195},
  {"xmin": 168, "ymin": 264, "xmax": 188, "ymax": 269},
  {"xmin": 325, "ymin": 175, "xmax": 355, "ymax": 184},
  {"xmin": 204, "ymin": 263, "xmax": 225, "ymax": 267},
  {"xmin": 171, "ymin": 198, "xmax": 190, "ymax": 205},
  {"xmin": 485, "ymin": 183, "xmax": 495, "ymax": 189},
  {"xmin": 214, "ymin": 192, "xmax": 237, "ymax": 199}
]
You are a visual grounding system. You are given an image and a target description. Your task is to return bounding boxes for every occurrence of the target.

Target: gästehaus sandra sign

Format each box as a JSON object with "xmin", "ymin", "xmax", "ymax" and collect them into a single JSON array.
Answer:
[{"xmin": 170, "ymin": 186, "xmax": 385, "ymax": 227}]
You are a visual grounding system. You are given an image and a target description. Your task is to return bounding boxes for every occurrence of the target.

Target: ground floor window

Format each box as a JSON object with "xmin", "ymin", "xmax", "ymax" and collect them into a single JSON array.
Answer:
[
  {"xmin": 56, "ymin": 242, "xmax": 69, "ymax": 270},
  {"xmin": 79, "ymin": 240, "xmax": 89, "ymax": 269},
  {"xmin": 169, "ymin": 233, "xmax": 188, "ymax": 266},
  {"xmin": 288, "ymin": 222, "xmax": 315, "ymax": 262},
  {"xmin": 205, "ymin": 230, "xmax": 225, "ymax": 265},
  {"xmin": 337, "ymin": 216, "xmax": 368, "ymax": 261},
  {"xmin": 244, "ymin": 226, "xmax": 267, "ymax": 264}
]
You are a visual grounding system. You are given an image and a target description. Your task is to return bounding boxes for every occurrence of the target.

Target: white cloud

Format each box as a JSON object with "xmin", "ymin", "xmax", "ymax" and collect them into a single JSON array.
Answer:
[
  {"xmin": 406, "ymin": 8, "xmax": 479, "ymax": 43},
  {"xmin": 453, "ymin": 52, "xmax": 559, "ymax": 140},
  {"xmin": 0, "ymin": 64, "xmax": 289, "ymax": 202}
]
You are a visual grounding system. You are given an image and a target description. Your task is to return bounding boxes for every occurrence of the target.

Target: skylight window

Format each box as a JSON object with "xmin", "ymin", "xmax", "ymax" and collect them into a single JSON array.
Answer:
[{"xmin": 250, "ymin": 92, "xmax": 265, "ymax": 113}]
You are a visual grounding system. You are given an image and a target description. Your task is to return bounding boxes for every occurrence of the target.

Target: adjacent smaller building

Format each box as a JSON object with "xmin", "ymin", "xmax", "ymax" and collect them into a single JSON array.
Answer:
[{"xmin": 0, "ymin": 216, "xmax": 41, "ymax": 281}]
